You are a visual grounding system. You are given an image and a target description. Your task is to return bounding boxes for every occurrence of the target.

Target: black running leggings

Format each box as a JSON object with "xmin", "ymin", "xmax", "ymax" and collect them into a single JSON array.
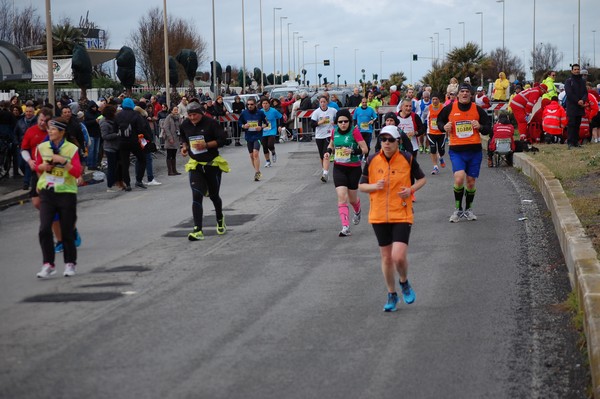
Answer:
[
  {"xmin": 39, "ymin": 190, "xmax": 77, "ymax": 265},
  {"xmin": 261, "ymin": 135, "xmax": 276, "ymax": 155},
  {"xmin": 189, "ymin": 164, "xmax": 223, "ymax": 230}
]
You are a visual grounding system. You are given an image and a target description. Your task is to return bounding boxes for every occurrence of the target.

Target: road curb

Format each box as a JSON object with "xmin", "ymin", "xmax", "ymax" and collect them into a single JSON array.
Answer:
[
  {"xmin": 514, "ymin": 152, "xmax": 600, "ymax": 395},
  {"xmin": 0, "ymin": 172, "xmax": 96, "ymax": 209}
]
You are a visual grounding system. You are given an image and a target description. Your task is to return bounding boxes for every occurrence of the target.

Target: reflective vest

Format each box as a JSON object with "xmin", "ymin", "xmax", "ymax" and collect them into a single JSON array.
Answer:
[
  {"xmin": 542, "ymin": 102, "xmax": 567, "ymax": 136},
  {"xmin": 511, "ymin": 88, "xmax": 543, "ymax": 114},
  {"xmin": 366, "ymin": 150, "xmax": 414, "ymax": 224},
  {"xmin": 36, "ymin": 140, "xmax": 79, "ymax": 193},
  {"xmin": 428, "ymin": 105, "xmax": 443, "ymax": 134},
  {"xmin": 448, "ymin": 101, "xmax": 481, "ymax": 146}
]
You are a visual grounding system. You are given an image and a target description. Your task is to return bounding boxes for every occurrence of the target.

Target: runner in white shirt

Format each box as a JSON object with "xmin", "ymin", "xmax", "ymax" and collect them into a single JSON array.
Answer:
[{"xmin": 310, "ymin": 96, "xmax": 338, "ymax": 182}]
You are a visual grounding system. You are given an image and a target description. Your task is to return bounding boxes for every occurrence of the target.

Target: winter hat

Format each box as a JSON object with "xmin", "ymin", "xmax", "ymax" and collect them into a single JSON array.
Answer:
[
  {"xmin": 383, "ymin": 112, "xmax": 399, "ymax": 125},
  {"xmin": 122, "ymin": 98, "xmax": 135, "ymax": 110},
  {"xmin": 476, "ymin": 86, "xmax": 483, "ymax": 92},
  {"xmin": 334, "ymin": 108, "xmax": 352, "ymax": 123},
  {"xmin": 390, "ymin": 85, "xmax": 397, "ymax": 92},
  {"xmin": 379, "ymin": 125, "xmax": 400, "ymax": 139},
  {"xmin": 458, "ymin": 83, "xmax": 472, "ymax": 92},
  {"xmin": 187, "ymin": 102, "xmax": 204, "ymax": 114}
]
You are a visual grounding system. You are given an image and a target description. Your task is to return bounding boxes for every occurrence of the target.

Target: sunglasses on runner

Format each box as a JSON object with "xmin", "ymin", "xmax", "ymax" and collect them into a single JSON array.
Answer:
[
  {"xmin": 380, "ymin": 136, "xmax": 397, "ymax": 143},
  {"xmin": 337, "ymin": 119, "xmax": 350, "ymax": 124}
]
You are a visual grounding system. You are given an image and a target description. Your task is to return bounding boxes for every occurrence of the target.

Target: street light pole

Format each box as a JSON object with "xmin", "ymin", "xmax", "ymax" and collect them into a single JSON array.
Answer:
[
  {"xmin": 458, "ymin": 22, "xmax": 465, "ymax": 47},
  {"xmin": 297, "ymin": 36, "xmax": 303, "ymax": 81},
  {"xmin": 476, "ymin": 11, "xmax": 483, "ymax": 85},
  {"xmin": 279, "ymin": 16, "xmax": 287, "ymax": 83},
  {"xmin": 45, "ymin": 0, "xmax": 54, "ymax": 106},
  {"xmin": 273, "ymin": 7, "xmax": 281, "ymax": 85},
  {"xmin": 593, "ymin": 30, "xmax": 597, "ymax": 68},
  {"xmin": 163, "ymin": 0, "xmax": 170, "ymax": 106},
  {"xmin": 429, "ymin": 36, "xmax": 434, "ymax": 67},
  {"xmin": 241, "ymin": 0, "xmax": 246, "ymax": 93},
  {"xmin": 497, "ymin": 0, "xmax": 505, "ymax": 70},
  {"xmin": 434, "ymin": 32, "xmax": 440, "ymax": 62},
  {"xmin": 292, "ymin": 32, "xmax": 298, "ymax": 79},
  {"xmin": 445, "ymin": 27, "xmax": 451, "ymax": 52},
  {"xmin": 259, "ymin": 0, "xmax": 264, "ymax": 90},
  {"xmin": 302, "ymin": 40, "xmax": 307, "ymax": 84},
  {"xmin": 333, "ymin": 46, "xmax": 337, "ymax": 88},
  {"xmin": 211, "ymin": 0, "xmax": 217, "ymax": 96},
  {"xmin": 314, "ymin": 44, "xmax": 319, "ymax": 89},
  {"xmin": 577, "ymin": 0, "xmax": 581, "ymax": 64},
  {"xmin": 287, "ymin": 22, "xmax": 292, "ymax": 78},
  {"xmin": 379, "ymin": 51, "xmax": 383, "ymax": 82}
]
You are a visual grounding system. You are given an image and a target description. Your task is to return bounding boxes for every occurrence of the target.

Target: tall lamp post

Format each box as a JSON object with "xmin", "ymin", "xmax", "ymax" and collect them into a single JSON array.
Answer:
[
  {"xmin": 475, "ymin": 11, "xmax": 483, "ymax": 84},
  {"xmin": 241, "ymin": 0, "xmax": 246, "ymax": 93},
  {"xmin": 458, "ymin": 21, "xmax": 465, "ymax": 47},
  {"xmin": 314, "ymin": 44, "xmax": 319, "ymax": 88},
  {"xmin": 211, "ymin": 0, "xmax": 217, "ymax": 96},
  {"xmin": 302, "ymin": 40, "xmax": 307, "ymax": 84},
  {"xmin": 445, "ymin": 27, "xmax": 451, "ymax": 52},
  {"xmin": 333, "ymin": 46, "xmax": 338, "ymax": 88},
  {"xmin": 292, "ymin": 32, "xmax": 298, "ymax": 79},
  {"xmin": 45, "ymin": 0, "xmax": 54, "ymax": 106},
  {"xmin": 279, "ymin": 16, "xmax": 287, "ymax": 83},
  {"xmin": 379, "ymin": 51, "xmax": 384, "ymax": 82},
  {"xmin": 259, "ymin": 0, "xmax": 264, "ymax": 90},
  {"xmin": 429, "ymin": 36, "xmax": 434, "ymax": 67},
  {"xmin": 272, "ymin": 7, "xmax": 281, "ymax": 85},
  {"xmin": 163, "ymin": 0, "xmax": 170, "ymax": 106},
  {"xmin": 286, "ymin": 22, "xmax": 292, "ymax": 78},
  {"xmin": 593, "ymin": 30, "xmax": 597, "ymax": 67},
  {"xmin": 434, "ymin": 32, "xmax": 440, "ymax": 62},
  {"xmin": 297, "ymin": 36, "xmax": 303, "ymax": 81},
  {"xmin": 354, "ymin": 48, "xmax": 358, "ymax": 86},
  {"xmin": 497, "ymin": 0, "xmax": 505, "ymax": 70}
]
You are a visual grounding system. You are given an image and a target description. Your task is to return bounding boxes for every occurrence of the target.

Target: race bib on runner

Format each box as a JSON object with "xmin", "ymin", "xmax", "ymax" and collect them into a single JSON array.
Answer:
[
  {"xmin": 334, "ymin": 147, "xmax": 351, "ymax": 163},
  {"xmin": 360, "ymin": 122, "xmax": 370, "ymax": 130},
  {"xmin": 431, "ymin": 118, "xmax": 438, "ymax": 129},
  {"xmin": 455, "ymin": 120, "xmax": 474, "ymax": 138},
  {"xmin": 46, "ymin": 167, "xmax": 65, "ymax": 186},
  {"xmin": 189, "ymin": 135, "xmax": 207, "ymax": 154},
  {"xmin": 247, "ymin": 121, "xmax": 259, "ymax": 131},
  {"xmin": 320, "ymin": 117, "xmax": 330, "ymax": 124},
  {"xmin": 265, "ymin": 122, "xmax": 272, "ymax": 131}
]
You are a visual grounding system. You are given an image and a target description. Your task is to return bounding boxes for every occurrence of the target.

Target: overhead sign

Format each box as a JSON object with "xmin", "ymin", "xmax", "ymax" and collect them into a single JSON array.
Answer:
[{"xmin": 30, "ymin": 58, "xmax": 73, "ymax": 82}]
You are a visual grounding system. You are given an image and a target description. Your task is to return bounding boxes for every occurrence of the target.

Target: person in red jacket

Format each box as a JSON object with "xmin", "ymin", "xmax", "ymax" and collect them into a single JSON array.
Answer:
[
  {"xmin": 389, "ymin": 85, "xmax": 401, "ymax": 106},
  {"xmin": 580, "ymin": 92, "xmax": 599, "ymax": 143},
  {"xmin": 475, "ymin": 87, "xmax": 491, "ymax": 109},
  {"xmin": 510, "ymin": 84, "xmax": 548, "ymax": 142},
  {"xmin": 542, "ymin": 97, "xmax": 568, "ymax": 144},
  {"xmin": 488, "ymin": 111, "xmax": 515, "ymax": 166}
]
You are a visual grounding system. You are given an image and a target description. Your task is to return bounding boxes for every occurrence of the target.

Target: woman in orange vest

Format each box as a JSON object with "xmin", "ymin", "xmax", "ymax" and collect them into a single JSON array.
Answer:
[
  {"xmin": 359, "ymin": 125, "xmax": 426, "ymax": 312},
  {"xmin": 426, "ymin": 93, "xmax": 446, "ymax": 175}
]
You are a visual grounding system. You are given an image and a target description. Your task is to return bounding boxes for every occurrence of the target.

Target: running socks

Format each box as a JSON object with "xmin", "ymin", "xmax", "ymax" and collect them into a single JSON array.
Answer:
[
  {"xmin": 338, "ymin": 203, "xmax": 349, "ymax": 227},
  {"xmin": 465, "ymin": 187, "xmax": 476, "ymax": 210},
  {"xmin": 453, "ymin": 185, "xmax": 465, "ymax": 210}
]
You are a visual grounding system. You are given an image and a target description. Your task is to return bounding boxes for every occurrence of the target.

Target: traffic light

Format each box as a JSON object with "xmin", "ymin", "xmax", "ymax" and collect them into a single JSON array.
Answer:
[
  {"xmin": 412, "ymin": 54, "xmax": 418, "ymax": 61},
  {"xmin": 324, "ymin": 59, "xmax": 330, "ymax": 66}
]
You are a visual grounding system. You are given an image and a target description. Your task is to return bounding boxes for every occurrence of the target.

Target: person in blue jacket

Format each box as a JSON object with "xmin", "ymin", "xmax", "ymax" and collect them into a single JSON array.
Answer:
[
  {"xmin": 353, "ymin": 97, "xmax": 378, "ymax": 157},
  {"xmin": 238, "ymin": 98, "xmax": 268, "ymax": 181},
  {"xmin": 260, "ymin": 98, "xmax": 282, "ymax": 168}
]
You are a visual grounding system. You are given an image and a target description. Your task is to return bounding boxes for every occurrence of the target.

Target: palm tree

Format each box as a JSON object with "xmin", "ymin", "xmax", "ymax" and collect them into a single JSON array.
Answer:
[
  {"xmin": 51, "ymin": 23, "xmax": 84, "ymax": 55},
  {"xmin": 446, "ymin": 42, "xmax": 489, "ymax": 85}
]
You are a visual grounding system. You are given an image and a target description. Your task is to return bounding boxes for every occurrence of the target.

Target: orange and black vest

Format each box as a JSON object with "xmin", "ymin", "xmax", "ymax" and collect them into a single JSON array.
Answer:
[
  {"xmin": 448, "ymin": 101, "xmax": 481, "ymax": 146},
  {"xmin": 367, "ymin": 150, "xmax": 414, "ymax": 224},
  {"xmin": 428, "ymin": 105, "xmax": 443, "ymax": 134}
]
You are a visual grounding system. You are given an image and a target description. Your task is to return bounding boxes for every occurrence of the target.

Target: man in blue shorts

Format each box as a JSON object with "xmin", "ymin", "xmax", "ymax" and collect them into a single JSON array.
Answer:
[
  {"xmin": 436, "ymin": 83, "xmax": 491, "ymax": 222},
  {"xmin": 239, "ymin": 99, "xmax": 267, "ymax": 181}
]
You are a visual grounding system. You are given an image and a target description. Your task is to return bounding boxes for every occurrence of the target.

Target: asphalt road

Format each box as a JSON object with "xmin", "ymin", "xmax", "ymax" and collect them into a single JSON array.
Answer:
[{"xmin": 0, "ymin": 141, "xmax": 588, "ymax": 398}]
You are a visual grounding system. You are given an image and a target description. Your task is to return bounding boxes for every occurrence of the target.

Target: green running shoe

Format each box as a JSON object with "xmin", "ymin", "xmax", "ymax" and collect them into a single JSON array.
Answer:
[
  {"xmin": 188, "ymin": 227, "xmax": 204, "ymax": 241},
  {"xmin": 216, "ymin": 217, "xmax": 227, "ymax": 235}
]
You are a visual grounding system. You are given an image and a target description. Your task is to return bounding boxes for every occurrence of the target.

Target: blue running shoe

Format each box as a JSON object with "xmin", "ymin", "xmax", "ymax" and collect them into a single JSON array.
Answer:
[
  {"xmin": 400, "ymin": 281, "xmax": 415, "ymax": 304},
  {"xmin": 54, "ymin": 242, "xmax": 64, "ymax": 253},
  {"xmin": 383, "ymin": 292, "xmax": 398, "ymax": 312},
  {"xmin": 74, "ymin": 229, "xmax": 82, "ymax": 247}
]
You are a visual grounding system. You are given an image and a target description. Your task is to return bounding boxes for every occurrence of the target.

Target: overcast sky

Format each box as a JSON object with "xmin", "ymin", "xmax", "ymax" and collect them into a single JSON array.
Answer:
[{"xmin": 47, "ymin": 0, "xmax": 599, "ymax": 86}]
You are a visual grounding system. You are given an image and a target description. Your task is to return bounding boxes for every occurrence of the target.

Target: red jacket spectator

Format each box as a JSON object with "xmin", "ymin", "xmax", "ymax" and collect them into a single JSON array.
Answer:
[{"xmin": 542, "ymin": 100, "xmax": 568, "ymax": 136}]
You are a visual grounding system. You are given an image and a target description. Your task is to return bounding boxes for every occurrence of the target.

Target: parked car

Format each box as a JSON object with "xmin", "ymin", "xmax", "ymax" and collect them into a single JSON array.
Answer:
[
  {"xmin": 309, "ymin": 90, "xmax": 350, "ymax": 108},
  {"xmin": 222, "ymin": 94, "xmax": 261, "ymax": 113}
]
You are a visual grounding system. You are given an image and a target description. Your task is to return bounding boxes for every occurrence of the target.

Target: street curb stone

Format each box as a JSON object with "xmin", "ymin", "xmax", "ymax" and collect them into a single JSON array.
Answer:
[{"xmin": 514, "ymin": 152, "xmax": 600, "ymax": 395}]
